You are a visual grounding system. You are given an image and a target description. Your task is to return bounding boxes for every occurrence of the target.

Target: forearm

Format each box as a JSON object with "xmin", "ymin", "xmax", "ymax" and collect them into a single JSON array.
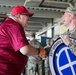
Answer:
[
  {"xmin": 20, "ymin": 45, "xmax": 38, "ymax": 56},
  {"xmin": 26, "ymin": 45, "xmax": 39, "ymax": 56},
  {"xmin": 69, "ymin": 44, "xmax": 76, "ymax": 55},
  {"xmin": 20, "ymin": 45, "xmax": 46, "ymax": 58}
]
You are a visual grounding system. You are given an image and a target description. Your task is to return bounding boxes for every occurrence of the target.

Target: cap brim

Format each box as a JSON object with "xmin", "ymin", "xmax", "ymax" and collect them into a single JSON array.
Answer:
[
  {"xmin": 26, "ymin": 12, "xmax": 34, "ymax": 17},
  {"xmin": 65, "ymin": 10, "xmax": 69, "ymax": 12}
]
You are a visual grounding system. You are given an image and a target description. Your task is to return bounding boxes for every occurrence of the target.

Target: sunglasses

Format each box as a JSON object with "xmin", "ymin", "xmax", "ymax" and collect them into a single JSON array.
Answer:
[{"xmin": 21, "ymin": 14, "xmax": 30, "ymax": 17}]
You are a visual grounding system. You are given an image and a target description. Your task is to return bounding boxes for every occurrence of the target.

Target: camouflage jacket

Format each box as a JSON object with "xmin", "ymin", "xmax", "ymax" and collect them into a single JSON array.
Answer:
[
  {"xmin": 64, "ymin": 27, "xmax": 76, "ymax": 55},
  {"xmin": 28, "ymin": 39, "xmax": 42, "ymax": 64},
  {"xmin": 44, "ymin": 45, "xmax": 51, "ymax": 55}
]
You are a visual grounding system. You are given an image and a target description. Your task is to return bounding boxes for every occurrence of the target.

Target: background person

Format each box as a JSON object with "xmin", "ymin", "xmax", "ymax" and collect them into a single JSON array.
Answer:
[
  {"xmin": 0, "ymin": 5, "xmax": 46, "ymax": 75},
  {"xmin": 53, "ymin": 35, "xmax": 59, "ymax": 41},
  {"xmin": 44, "ymin": 39, "xmax": 51, "ymax": 55},
  {"xmin": 44, "ymin": 39, "xmax": 51, "ymax": 75},
  {"xmin": 28, "ymin": 32, "xmax": 43, "ymax": 75}
]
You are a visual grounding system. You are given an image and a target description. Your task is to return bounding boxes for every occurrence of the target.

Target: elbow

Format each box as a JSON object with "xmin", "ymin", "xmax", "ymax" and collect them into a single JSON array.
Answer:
[
  {"xmin": 20, "ymin": 50, "xmax": 28, "ymax": 56},
  {"xmin": 20, "ymin": 46, "xmax": 30, "ymax": 56}
]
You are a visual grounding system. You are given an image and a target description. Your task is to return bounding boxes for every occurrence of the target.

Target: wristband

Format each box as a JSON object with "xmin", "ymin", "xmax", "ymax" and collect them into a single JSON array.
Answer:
[{"xmin": 38, "ymin": 48, "xmax": 40, "ymax": 55}]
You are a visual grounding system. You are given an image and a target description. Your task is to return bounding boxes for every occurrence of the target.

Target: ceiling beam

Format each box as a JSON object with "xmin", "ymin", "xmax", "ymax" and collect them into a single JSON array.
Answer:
[
  {"xmin": 25, "ymin": 27, "xmax": 42, "ymax": 30},
  {"xmin": 0, "ymin": 0, "xmax": 25, "ymax": 6},
  {"xmin": 30, "ymin": 17, "xmax": 52, "ymax": 23},
  {"xmin": 24, "ymin": 29, "xmax": 39, "ymax": 32},
  {"xmin": 27, "ymin": 25, "xmax": 42, "ymax": 28}
]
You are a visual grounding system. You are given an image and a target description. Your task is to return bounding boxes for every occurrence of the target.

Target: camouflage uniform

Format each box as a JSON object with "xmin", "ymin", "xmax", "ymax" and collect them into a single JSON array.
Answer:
[
  {"xmin": 28, "ymin": 39, "xmax": 43, "ymax": 75},
  {"xmin": 44, "ymin": 45, "xmax": 51, "ymax": 75},
  {"xmin": 64, "ymin": 27, "xmax": 76, "ymax": 55}
]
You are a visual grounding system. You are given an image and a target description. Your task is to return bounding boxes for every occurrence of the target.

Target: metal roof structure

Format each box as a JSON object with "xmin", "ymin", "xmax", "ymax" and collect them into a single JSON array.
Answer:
[{"xmin": 0, "ymin": 0, "xmax": 75, "ymax": 34}]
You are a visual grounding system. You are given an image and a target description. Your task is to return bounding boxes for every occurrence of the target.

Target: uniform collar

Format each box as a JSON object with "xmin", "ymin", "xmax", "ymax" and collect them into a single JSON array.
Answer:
[{"xmin": 68, "ymin": 27, "xmax": 76, "ymax": 34}]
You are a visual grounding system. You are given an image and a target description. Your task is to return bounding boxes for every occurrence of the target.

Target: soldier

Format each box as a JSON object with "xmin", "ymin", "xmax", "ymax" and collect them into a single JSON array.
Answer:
[
  {"xmin": 44, "ymin": 39, "xmax": 51, "ymax": 55},
  {"xmin": 44, "ymin": 39, "xmax": 51, "ymax": 75},
  {"xmin": 60, "ymin": 7, "xmax": 76, "ymax": 55},
  {"xmin": 28, "ymin": 32, "xmax": 43, "ymax": 75}
]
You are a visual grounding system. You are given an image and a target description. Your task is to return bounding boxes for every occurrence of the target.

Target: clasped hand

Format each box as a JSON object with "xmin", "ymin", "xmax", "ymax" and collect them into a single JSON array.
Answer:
[{"xmin": 60, "ymin": 34, "xmax": 72, "ymax": 46}]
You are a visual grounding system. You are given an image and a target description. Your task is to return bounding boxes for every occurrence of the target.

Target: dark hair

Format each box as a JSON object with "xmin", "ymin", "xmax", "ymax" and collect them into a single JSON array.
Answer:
[{"xmin": 29, "ymin": 32, "xmax": 35, "ymax": 38}]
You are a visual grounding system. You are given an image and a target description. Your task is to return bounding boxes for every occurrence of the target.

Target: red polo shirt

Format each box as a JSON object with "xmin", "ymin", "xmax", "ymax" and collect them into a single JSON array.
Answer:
[{"xmin": 0, "ymin": 18, "xmax": 29, "ymax": 75}]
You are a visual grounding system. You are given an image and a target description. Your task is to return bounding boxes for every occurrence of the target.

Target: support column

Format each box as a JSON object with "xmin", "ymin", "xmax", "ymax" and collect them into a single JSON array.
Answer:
[{"xmin": 51, "ymin": 18, "xmax": 54, "ymax": 38}]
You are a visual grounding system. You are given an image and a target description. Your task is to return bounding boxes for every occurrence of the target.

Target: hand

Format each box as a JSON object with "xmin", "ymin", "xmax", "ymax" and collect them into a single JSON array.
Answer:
[
  {"xmin": 60, "ymin": 34, "xmax": 72, "ymax": 46},
  {"xmin": 53, "ymin": 35, "xmax": 59, "ymax": 41},
  {"xmin": 38, "ymin": 47, "xmax": 46, "ymax": 58}
]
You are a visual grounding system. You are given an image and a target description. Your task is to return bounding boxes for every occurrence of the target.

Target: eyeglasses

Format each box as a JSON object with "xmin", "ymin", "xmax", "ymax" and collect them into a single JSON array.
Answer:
[{"xmin": 21, "ymin": 14, "xmax": 30, "ymax": 17}]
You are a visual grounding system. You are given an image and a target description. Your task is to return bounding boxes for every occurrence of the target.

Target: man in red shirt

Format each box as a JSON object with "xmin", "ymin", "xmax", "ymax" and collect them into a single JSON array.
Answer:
[{"xmin": 0, "ymin": 5, "xmax": 46, "ymax": 75}]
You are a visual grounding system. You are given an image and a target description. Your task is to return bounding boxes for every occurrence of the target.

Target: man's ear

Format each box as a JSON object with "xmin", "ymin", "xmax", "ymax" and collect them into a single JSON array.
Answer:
[
  {"xmin": 17, "ymin": 14, "xmax": 21, "ymax": 21},
  {"xmin": 70, "ymin": 13, "xmax": 74, "ymax": 20},
  {"xmin": 17, "ymin": 14, "xmax": 20, "ymax": 18},
  {"xmin": 15, "ymin": 14, "xmax": 21, "ymax": 22}
]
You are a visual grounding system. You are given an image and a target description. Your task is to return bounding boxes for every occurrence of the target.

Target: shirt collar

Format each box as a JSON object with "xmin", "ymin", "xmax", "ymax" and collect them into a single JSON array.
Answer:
[{"xmin": 8, "ymin": 16, "xmax": 16, "ymax": 21}]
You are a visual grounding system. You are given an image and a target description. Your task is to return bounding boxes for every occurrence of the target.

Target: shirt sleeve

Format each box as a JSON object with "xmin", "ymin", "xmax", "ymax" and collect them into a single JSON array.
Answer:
[
  {"xmin": 7, "ymin": 24, "xmax": 29, "ymax": 51},
  {"xmin": 69, "ymin": 44, "xmax": 76, "ymax": 55}
]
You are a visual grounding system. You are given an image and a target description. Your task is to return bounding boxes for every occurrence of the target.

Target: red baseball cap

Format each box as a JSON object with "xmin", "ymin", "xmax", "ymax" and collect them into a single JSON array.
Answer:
[{"xmin": 11, "ymin": 5, "xmax": 34, "ymax": 17}]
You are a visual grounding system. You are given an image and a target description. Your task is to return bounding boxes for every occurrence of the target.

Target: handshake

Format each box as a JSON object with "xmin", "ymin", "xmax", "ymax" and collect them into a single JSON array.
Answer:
[{"xmin": 38, "ymin": 47, "xmax": 47, "ymax": 58}]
